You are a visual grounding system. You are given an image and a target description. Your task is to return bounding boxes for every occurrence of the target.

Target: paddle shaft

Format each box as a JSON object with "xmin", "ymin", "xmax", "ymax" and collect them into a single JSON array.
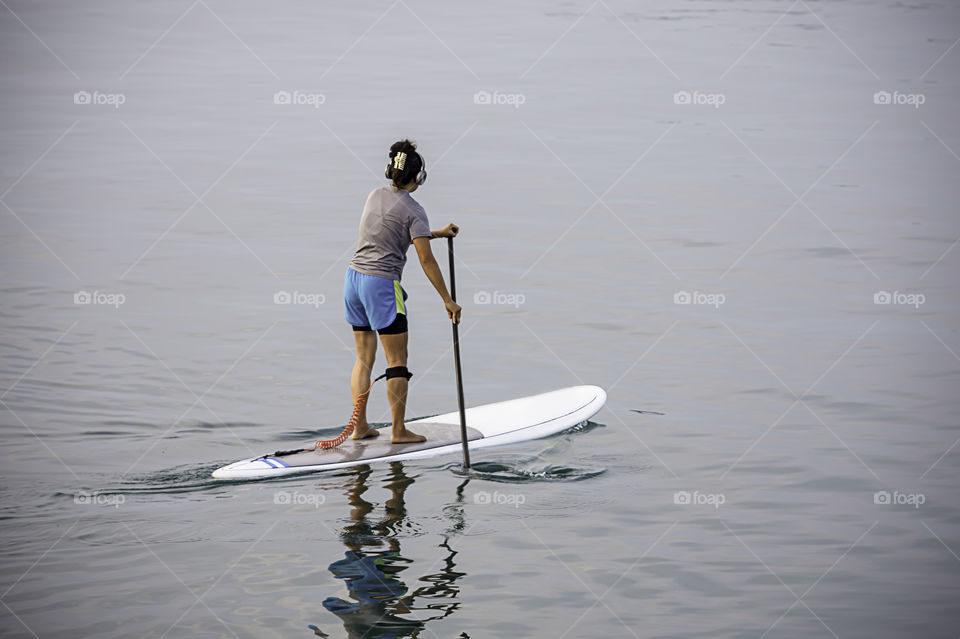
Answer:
[{"xmin": 448, "ymin": 237, "xmax": 471, "ymax": 469}]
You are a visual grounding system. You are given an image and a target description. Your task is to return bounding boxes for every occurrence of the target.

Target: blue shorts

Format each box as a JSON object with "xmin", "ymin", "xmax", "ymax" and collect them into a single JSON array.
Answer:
[{"xmin": 344, "ymin": 268, "xmax": 408, "ymax": 332}]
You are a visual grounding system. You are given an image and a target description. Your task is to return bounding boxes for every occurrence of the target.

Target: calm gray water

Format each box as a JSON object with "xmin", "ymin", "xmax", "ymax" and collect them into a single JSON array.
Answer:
[{"xmin": 2, "ymin": 1, "xmax": 959, "ymax": 637}]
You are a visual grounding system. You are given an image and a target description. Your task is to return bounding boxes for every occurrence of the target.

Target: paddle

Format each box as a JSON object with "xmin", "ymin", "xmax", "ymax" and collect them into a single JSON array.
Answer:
[{"xmin": 447, "ymin": 237, "xmax": 471, "ymax": 469}]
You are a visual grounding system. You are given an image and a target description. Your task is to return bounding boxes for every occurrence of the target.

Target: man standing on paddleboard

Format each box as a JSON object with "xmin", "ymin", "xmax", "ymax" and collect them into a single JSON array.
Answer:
[{"xmin": 344, "ymin": 139, "xmax": 461, "ymax": 444}]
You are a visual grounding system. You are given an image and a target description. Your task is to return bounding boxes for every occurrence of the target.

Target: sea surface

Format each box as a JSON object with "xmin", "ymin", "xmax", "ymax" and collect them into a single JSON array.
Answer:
[{"xmin": 1, "ymin": 1, "xmax": 959, "ymax": 637}]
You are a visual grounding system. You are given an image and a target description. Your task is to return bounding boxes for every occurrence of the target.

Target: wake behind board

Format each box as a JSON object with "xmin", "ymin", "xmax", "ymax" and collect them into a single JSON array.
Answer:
[{"xmin": 212, "ymin": 385, "xmax": 606, "ymax": 480}]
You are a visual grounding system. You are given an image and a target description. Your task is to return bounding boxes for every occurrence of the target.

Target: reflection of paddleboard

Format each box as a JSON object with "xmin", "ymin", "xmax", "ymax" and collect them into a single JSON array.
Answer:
[{"xmin": 212, "ymin": 385, "xmax": 606, "ymax": 480}]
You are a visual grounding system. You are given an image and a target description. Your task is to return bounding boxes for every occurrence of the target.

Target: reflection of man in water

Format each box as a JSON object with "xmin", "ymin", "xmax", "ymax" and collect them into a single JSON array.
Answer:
[{"xmin": 312, "ymin": 463, "xmax": 465, "ymax": 639}]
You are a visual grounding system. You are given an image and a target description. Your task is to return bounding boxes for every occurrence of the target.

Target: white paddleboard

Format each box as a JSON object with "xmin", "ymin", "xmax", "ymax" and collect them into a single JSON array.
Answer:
[{"xmin": 211, "ymin": 385, "xmax": 606, "ymax": 480}]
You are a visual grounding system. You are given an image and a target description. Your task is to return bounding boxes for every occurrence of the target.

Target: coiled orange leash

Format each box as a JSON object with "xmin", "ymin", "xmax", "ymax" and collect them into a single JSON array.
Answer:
[
  {"xmin": 307, "ymin": 373, "xmax": 385, "ymax": 450},
  {"xmin": 265, "ymin": 373, "xmax": 386, "ymax": 458}
]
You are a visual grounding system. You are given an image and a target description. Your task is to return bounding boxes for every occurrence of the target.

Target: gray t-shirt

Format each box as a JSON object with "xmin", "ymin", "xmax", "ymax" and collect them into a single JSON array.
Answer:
[{"xmin": 349, "ymin": 186, "xmax": 431, "ymax": 281}]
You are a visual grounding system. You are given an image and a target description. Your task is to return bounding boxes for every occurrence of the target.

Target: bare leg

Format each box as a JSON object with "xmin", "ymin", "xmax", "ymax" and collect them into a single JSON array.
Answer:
[
  {"xmin": 351, "ymin": 330, "xmax": 379, "ymax": 440},
  {"xmin": 378, "ymin": 330, "xmax": 426, "ymax": 443}
]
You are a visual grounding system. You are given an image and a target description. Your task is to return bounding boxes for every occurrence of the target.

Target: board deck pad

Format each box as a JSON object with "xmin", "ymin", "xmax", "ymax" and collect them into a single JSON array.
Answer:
[
  {"xmin": 212, "ymin": 385, "xmax": 606, "ymax": 480},
  {"xmin": 269, "ymin": 423, "xmax": 483, "ymax": 466}
]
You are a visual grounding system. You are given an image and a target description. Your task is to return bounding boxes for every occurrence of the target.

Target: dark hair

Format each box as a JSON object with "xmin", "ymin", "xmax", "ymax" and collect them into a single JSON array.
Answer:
[{"xmin": 387, "ymin": 139, "xmax": 423, "ymax": 187}]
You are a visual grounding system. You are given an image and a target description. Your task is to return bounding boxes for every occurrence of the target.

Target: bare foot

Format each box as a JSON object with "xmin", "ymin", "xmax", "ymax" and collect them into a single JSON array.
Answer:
[
  {"xmin": 352, "ymin": 426, "xmax": 380, "ymax": 440},
  {"xmin": 391, "ymin": 428, "xmax": 426, "ymax": 444}
]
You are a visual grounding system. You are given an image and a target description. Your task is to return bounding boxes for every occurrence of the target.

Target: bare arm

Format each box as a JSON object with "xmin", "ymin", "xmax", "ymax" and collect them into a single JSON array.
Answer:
[{"xmin": 413, "ymin": 236, "xmax": 461, "ymax": 324}]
